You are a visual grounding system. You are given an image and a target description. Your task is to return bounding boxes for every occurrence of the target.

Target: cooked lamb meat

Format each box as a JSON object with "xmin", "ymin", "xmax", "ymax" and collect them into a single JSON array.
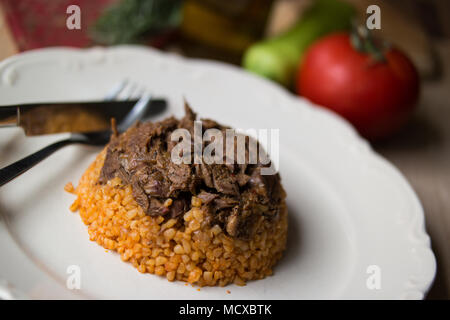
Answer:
[
  {"xmin": 99, "ymin": 103, "xmax": 286, "ymax": 239},
  {"xmin": 196, "ymin": 190, "xmax": 218, "ymax": 204}
]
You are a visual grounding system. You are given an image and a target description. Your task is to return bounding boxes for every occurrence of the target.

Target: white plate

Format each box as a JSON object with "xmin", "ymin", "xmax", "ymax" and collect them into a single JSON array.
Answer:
[{"xmin": 0, "ymin": 46, "xmax": 436, "ymax": 299}]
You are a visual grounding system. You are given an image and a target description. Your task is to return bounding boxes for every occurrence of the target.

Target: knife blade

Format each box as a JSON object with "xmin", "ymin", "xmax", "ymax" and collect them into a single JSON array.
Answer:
[{"xmin": 0, "ymin": 100, "xmax": 159, "ymax": 136}]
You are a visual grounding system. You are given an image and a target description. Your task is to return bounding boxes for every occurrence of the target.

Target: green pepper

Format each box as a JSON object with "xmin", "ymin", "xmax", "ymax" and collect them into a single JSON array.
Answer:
[{"xmin": 242, "ymin": 0, "xmax": 355, "ymax": 87}]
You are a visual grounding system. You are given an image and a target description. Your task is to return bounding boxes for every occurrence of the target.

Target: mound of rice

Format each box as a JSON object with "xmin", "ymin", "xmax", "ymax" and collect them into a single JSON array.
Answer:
[{"xmin": 67, "ymin": 149, "xmax": 288, "ymax": 287}]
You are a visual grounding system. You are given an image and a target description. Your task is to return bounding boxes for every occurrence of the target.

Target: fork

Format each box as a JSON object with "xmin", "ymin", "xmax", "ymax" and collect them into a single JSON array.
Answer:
[{"xmin": 0, "ymin": 80, "xmax": 152, "ymax": 187}]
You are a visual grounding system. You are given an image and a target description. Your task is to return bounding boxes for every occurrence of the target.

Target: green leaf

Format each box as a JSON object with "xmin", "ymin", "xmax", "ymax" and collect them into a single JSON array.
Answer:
[{"xmin": 90, "ymin": 0, "xmax": 182, "ymax": 45}]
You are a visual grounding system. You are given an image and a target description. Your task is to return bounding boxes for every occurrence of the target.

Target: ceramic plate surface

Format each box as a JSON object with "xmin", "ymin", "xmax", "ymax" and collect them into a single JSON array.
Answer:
[{"xmin": 0, "ymin": 46, "xmax": 436, "ymax": 299}]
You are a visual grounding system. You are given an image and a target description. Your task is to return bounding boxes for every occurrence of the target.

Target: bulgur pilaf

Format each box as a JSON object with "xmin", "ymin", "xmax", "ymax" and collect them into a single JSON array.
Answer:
[
  {"xmin": 67, "ymin": 106, "xmax": 288, "ymax": 286},
  {"xmin": 67, "ymin": 149, "xmax": 287, "ymax": 286}
]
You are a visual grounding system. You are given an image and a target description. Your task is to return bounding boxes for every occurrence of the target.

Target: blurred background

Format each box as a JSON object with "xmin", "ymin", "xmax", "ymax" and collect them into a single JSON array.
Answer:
[
  {"xmin": 0, "ymin": 0, "xmax": 448, "ymax": 73},
  {"xmin": 0, "ymin": 0, "xmax": 449, "ymax": 299}
]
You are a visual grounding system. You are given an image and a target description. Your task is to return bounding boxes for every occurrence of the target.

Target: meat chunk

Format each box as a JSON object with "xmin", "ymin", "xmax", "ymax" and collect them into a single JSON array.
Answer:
[
  {"xmin": 211, "ymin": 165, "xmax": 239, "ymax": 195},
  {"xmin": 132, "ymin": 181, "xmax": 150, "ymax": 213},
  {"xmin": 98, "ymin": 104, "xmax": 285, "ymax": 239},
  {"xmin": 98, "ymin": 141, "xmax": 121, "ymax": 184},
  {"xmin": 169, "ymin": 197, "xmax": 189, "ymax": 219}
]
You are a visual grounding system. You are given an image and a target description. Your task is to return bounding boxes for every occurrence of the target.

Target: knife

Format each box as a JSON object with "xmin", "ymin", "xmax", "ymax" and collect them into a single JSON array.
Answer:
[{"xmin": 0, "ymin": 99, "xmax": 164, "ymax": 136}]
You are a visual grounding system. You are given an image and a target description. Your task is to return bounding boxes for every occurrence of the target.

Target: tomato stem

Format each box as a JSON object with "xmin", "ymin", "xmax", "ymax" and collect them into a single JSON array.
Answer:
[{"xmin": 350, "ymin": 24, "xmax": 386, "ymax": 62}]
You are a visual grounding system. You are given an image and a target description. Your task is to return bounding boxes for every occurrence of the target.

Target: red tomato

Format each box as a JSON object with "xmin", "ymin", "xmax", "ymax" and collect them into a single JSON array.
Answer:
[{"xmin": 297, "ymin": 32, "xmax": 419, "ymax": 140}]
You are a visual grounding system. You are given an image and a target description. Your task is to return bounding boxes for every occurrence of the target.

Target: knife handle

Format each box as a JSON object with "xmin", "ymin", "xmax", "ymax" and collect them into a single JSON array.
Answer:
[{"xmin": 0, "ymin": 106, "xmax": 19, "ymax": 128}]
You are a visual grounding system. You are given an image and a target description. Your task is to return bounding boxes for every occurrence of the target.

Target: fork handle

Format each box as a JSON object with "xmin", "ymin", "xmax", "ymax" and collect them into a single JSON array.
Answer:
[{"xmin": 0, "ymin": 138, "xmax": 75, "ymax": 187}]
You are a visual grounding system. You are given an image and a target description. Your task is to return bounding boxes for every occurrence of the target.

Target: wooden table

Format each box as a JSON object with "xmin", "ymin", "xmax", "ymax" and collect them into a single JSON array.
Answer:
[{"xmin": 1, "ymin": 3, "xmax": 449, "ymax": 299}]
